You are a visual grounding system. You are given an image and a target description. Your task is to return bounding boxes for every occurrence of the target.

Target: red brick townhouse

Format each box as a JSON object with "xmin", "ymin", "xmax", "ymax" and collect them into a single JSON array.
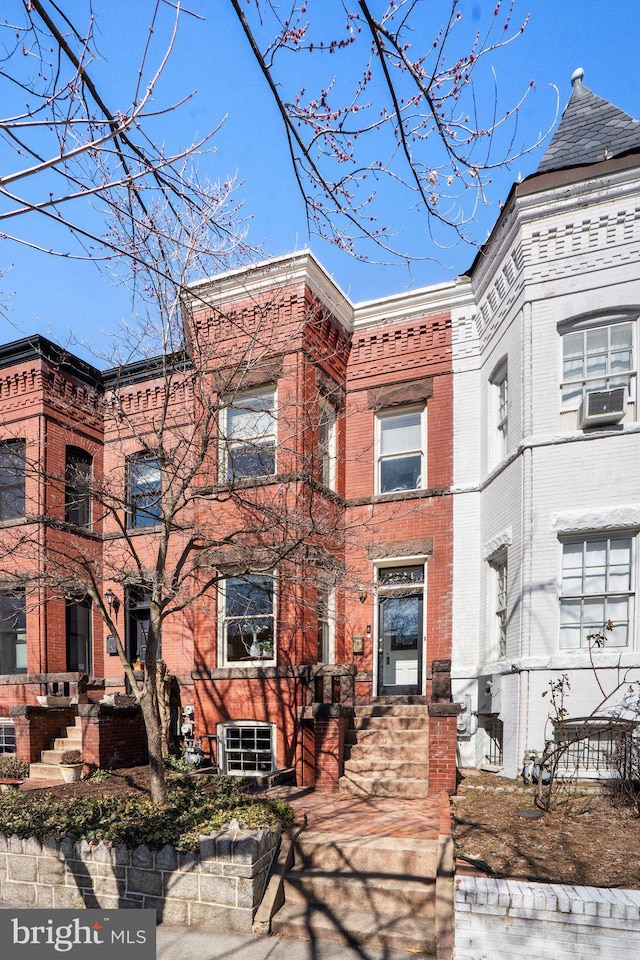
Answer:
[{"xmin": 0, "ymin": 250, "xmax": 458, "ymax": 793}]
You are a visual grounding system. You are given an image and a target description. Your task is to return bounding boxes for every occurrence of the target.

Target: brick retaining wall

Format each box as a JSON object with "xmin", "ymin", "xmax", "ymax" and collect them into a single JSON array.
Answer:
[
  {"xmin": 455, "ymin": 875, "xmax": 640, "ymax": 959},
  {"xmin": 0, "ymin": 821, "xmax": 279, "ymax": 932}
]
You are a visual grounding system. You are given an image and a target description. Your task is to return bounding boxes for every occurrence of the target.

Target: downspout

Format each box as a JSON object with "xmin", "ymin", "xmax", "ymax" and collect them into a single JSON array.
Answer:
[
  {"xmin": 38, "ymin": 414, "xmax": 48, "ymax": 676},
  {"xmin": 517, "ymin": 298, "xmax": 534, "ymax": 768}
]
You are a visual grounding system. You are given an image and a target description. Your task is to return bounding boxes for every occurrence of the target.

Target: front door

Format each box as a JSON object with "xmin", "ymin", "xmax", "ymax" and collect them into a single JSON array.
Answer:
[{"xmin": 376, "ymin": 565, "xmax": 424, "ymax": 696}]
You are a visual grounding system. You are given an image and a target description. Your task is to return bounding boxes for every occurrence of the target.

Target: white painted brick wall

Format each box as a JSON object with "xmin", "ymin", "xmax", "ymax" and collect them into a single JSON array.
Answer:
[{"xmin": 455, "ymin": 876, "xmax": 640, "ymax": 960}]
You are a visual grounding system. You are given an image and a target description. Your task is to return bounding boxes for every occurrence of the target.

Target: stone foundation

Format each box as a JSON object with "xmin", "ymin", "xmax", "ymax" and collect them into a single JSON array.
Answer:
[{"xmin": 0, "ymin": 821, "xmax": 279, "ymax": 931}]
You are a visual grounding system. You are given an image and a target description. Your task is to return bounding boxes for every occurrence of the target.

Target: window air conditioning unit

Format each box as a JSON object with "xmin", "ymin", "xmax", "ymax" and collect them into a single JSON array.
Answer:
[{"xmin": 578, "ymin": 388, "xmax": 626, "ymax": 429}]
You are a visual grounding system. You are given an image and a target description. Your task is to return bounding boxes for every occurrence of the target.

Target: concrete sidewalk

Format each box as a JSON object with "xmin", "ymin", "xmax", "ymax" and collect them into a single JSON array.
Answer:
[{"xmin": 156, "ymin": 925, "xmax": 432, "ymax": 959}]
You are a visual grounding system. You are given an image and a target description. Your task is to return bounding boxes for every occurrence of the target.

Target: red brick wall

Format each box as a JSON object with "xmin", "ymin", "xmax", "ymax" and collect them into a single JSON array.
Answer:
[
  {"xmin": 11, "ymin": 707, "xmax": 76, "ymax": 763},
  {"xmin": 314, "ymin": 715, "xmax": 348, "ymax": 791},
  {"xmin": 428, "ymin": 714, "xmax": 458, "ymax": 795}
]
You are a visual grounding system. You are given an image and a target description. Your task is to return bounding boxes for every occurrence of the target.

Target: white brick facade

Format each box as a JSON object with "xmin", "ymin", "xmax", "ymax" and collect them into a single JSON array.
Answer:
[{"xmin": 452, "ymin": 135, "xmax": 640, "ymax": 776}]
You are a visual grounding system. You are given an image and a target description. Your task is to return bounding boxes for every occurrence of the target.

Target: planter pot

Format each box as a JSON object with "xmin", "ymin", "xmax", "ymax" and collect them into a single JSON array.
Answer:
[
  {"xmin": 0, "ymin": 779, "xmax": 24, "ymax": 791},
  {"xmin": 59, "ymin": 763, "xmax": 83, "ymax": 784},
  {"xmin": 36, "ymin": 696, "xmax": 72, "ymax": 707}
]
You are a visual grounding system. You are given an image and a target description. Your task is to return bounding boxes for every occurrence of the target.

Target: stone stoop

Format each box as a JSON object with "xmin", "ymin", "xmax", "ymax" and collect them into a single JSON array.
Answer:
[
  {"xmin": 270, "ymin": 830, "xmax": 438, "ymax": 955},
  {"xmin": 339, "ymin": 703, "xmax": 430, "ymax": 798},
  {"xmin": 27, "ymin": 716, "xmax": 82, "ymax": 781}
]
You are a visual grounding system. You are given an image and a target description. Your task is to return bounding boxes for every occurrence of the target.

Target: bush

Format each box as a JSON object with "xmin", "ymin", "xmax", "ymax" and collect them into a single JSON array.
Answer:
[
  {"xmin": 0, "ymin": 755, "xmax": 29, "ymax": 780},
  {"xmin": 0, "ymin": 777, "xmax": 294, "ymax": 851},
  {"xmin": 59, "ymin": 750, "xmax": 83, "ymax": 765}
]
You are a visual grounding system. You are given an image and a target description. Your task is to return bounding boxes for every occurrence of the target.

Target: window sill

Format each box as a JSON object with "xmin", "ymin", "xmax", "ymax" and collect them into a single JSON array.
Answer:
[{"xmin": 349, "ymin": 486, "xmax": 449, "ymax": 507}]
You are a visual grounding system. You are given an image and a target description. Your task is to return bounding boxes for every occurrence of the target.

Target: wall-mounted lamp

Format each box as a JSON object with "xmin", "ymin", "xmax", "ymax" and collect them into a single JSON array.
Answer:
[
  {"xmin": 358, "ymin": 588, "xmax": 368, "ymax": 604},
  {"xmin": 104, "ymin": 589, "xmax": 120, "ymax": 616}
]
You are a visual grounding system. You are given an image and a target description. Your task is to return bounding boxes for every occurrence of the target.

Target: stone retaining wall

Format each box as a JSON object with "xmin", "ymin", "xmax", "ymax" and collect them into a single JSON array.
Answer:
[
  {"xmin": 0, "ymin": 821, "xmax": 279, "ymax": 932},
  {"xmin": 455, "ymin": 875, "xmax": 640, "ymax": 959}
]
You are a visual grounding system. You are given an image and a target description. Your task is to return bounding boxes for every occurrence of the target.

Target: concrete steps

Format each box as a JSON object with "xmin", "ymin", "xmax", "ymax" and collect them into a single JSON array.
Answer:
[
  {"xmin": 340, "ymin": 703, "xmax": 430, "ymax": 798},
  {"xmin": 27, "ymin": 717, "xmax": 82, "ymax": 782},
  {"xmin": 271, "ymin": 831, "xmax": 437, "ymax": 954}
]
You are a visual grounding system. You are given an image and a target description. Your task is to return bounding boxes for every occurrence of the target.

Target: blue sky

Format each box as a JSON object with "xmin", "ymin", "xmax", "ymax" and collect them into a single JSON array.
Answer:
[{"xmin": 2, "ymin": 1, "xmax": 639, "ymax": 364}]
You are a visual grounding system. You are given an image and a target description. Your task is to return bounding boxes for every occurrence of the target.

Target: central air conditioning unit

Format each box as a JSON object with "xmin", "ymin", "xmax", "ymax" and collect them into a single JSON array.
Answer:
[{"xmin": 578, "ymin": 387, "xmax": 626, "ymax": 429}]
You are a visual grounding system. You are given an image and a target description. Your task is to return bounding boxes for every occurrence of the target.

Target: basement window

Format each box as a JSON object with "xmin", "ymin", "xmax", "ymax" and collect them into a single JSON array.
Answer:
[{"xmin": 217, "ymin": 721, "xmax": 275, "ymax": 775}]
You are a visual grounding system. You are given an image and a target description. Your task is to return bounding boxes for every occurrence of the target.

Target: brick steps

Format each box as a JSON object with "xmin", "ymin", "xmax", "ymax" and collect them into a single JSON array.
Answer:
[
  {"xmin": 27, "ymin": 717, "xmax": 83, "ymax": 782},
  {"xmin": 340, "ymin": 703, "xmax": 429, "ymax": 798},
  {"xmin": 271, "ymin": 831, "xmax": 438, "ymax": 954}
]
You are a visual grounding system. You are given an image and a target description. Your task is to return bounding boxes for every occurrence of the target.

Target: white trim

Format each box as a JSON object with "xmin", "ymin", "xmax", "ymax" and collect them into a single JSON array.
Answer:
[
  {"xmin": 216, "ymin": 720, "xmax": 276, "ymax": 776},
  {"xmin": 217, "ymin": 572, "xmax": 277, "ymax": 668},
  {"xmin": 551, "ymin": 506, "xmax": 640, "ymax": 535},
  {"xmin": 373, "ymin": 557, "xmax": 428, "ymax": 696},
  {"xmin": 374, "ymin": 404, "xmax": 426, "ymax": 496},
  {"xmin": 483, "ymin": 527, "xmax": 513, "ymax": 561}
]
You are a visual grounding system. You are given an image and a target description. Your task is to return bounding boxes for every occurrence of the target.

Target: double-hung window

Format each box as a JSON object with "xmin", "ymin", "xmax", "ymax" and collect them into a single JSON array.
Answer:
[
  {"xmin": 0, "ymin": 591, "xmax": 26, "ymax": 674},
  {"xmin": 490, "ymin": 361, "xmax": 508, "ymax": 463},
  {"xmin": 318, "ymin": 404, "xmax": 336, "ymax": 489},
  {"xmin": 0, "ymin": 440, "xmax": 25, "ymax": 521},
  {"xmin": 65, "ymin": 447, "xmax": 92, "ymax": 528},
  {"xmin": 489, "ymin": 554, "xmax": 508, "ymax": 660},
  {"xmin": 221, "ymin": 573, "xmax": 275, "ymax": 664},
  {"xmin": 66, "ymin": 598, "xmax": 92, "ymax": 673},
  {"xmin": 377, "ymin": 407, "xmax": 424, "ymax": 494},
  {"xmin": 559, "ymin": 537, "xmax": 634, "ymax": 648},
  {"xmin": 127, "ymin": 456, "xmax": 162, "ymax": 528},
  {"xmin": 561, "ymin": 319, "xmax": 635, "ymax": 409},
  {"xmin": 225, "ymin": 389, "xmax": 276, "ymax": 481},
  {"xmin": 317, "ymin": 581, "xmax": 335, "ymax": 663}
]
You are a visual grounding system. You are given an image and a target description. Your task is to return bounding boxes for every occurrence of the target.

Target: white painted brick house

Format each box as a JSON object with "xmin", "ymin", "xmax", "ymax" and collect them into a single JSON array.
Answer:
[{"xmin": 452, "ymin": 69, "xmax": 640, "ymax": 776}]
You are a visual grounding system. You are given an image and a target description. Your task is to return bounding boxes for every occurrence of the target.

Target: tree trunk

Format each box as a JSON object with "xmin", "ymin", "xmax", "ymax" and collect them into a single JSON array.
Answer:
[
  {"xmin": 155, "ymin": 660, "xmax": 172, "ymax": 760},
  {"xmin": 139, "ymin": 684, "xmax": 168, "ymax": 804}
]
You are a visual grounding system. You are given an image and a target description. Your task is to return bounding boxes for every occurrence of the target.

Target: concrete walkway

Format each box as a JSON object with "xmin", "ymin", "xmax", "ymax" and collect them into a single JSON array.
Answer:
[{"xmin": 156, "ymin": 925, "xmax": 432, "ymax": 959}]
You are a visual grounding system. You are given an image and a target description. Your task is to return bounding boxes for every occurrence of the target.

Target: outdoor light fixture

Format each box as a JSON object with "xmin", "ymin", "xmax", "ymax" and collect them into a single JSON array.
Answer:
[{"xmin": 104, "ymin": 589, "xmax": 120, "ymax": 616}]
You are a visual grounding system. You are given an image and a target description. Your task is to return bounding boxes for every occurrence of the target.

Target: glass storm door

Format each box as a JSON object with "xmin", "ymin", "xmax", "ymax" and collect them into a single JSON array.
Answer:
[{"xmin": 376, "ymin": 566, "xmax": 424, "ymax": 696}]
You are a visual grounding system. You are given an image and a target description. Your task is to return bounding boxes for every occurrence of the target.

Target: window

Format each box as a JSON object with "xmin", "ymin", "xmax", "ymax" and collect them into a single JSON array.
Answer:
[
  {"xmin": 127, "ymin": 456, "xmax": 161, "ymax": 528},
  {"xmin": 377, "ymin": 408, "xmax": 424, "ymax": 494},
  {"xmin": 221, "ymin": 573, "xmax": 275, "ymax": 664},
  {"xmin": 65, "ymin": 447, "xmax": 92, "ymax": 528},
  {"xmin": 0, "ymin": 719, "xmax": 16, "ymax": 754},
  {"xmin": 490, "ymin": 362, "xmax": 508, "ymax": 463},
  {"xmin": 489, "ymin": 554, "xmax": 508, "ymax": 660},
  {"xmin": 318, "ymin": 404, "xmax": 337, "ymax": 489},
  {"xmin": 561, "ymin": 319, "xmax": 635, "ymax": 409},
  {"xmin": 224, "ymin": 389, "xmax": 276, "ymax": 481},
  {"xmin": 218, "ymin": 721, "xmax": 275, "ymax": 775},
  {"xmin": 479, "ymin": 717, "xmax": 503, "ymax": 767},
  {"xmin": 66, "ymin": 598, "xmax": 92, "ymax": 673},
  {"xmin": 317, "ymin": 581, "xmax": 335, "ymax": 663},
  {"xmin": 0, "ymin": 440, "xmax": 25, "ymax": 521},
  {"xmin": 126, "ymin": 587, "xmax": 155, "ymax": 662},
  {"xmin": 0, "ymin": 591, "xmax": 26, "ymax": 674},
  {"xmin": 559, "ymin": 537, "xmax": 634, "ymax": 648}
]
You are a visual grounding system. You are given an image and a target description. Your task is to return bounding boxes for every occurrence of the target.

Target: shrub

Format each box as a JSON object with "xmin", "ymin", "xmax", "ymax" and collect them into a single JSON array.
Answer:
[
  {"xmin": 59, "ymin": 750, "xmax": 83, "ymax": 765},
  {"xmin": 0, "ymin": 755, "xmax": 29, "ymax": 780},
  {"xmin": 0, "ymin": 777, "xmax": 294, "ymax": 851}
]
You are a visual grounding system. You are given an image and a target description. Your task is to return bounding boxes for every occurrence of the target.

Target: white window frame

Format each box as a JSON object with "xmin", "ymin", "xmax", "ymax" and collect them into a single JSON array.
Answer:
[
  {"xmin": 489, "ymin": 360, "xmax": 508, "ymax": 465},
  {"xmin": 218, "ymin": 572, "xmax": 276, "ymax": 667},
  {"xmin": 217, "ymin": 720, "xmax": 276, "ymax": 776},
  {"xmin": 375, "ymin": 405, "xmax": 426, "ymax": 496},
  {"xmin": 0, "ymin": 718, "xmax": 16, "ymax": 754},
  {"xmin": 222, "ymin": 387, "xmax": 277, "ymax": 482},
  {"xmin": 317, "ymin": 579, "xmax": 336, "ymax": 664},
  {"xmin": 318, "ymin": 402, "xmax": 337, "ymax": 490},
  {"xmin": 559, "ymin": 317, "xmax": 636, "ymax": 411},
  {"xmin": 488, "ymin": 551, "xmax": 507, "ymax": 661},
  {"xmin": 558, "ymin": 535, "xmax": 635, "ymax": 650}
]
